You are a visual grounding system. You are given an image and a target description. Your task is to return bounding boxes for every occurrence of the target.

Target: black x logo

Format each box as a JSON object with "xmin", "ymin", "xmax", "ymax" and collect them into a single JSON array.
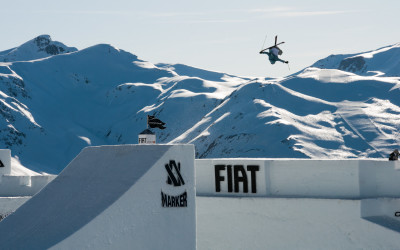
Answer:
[{"xmin": 165, "ymin": 160, "xmax": 185, "ymax": 187}]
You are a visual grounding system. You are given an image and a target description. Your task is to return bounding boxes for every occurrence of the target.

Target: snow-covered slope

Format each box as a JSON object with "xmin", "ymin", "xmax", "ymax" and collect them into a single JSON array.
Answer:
[
  {"xmin": 0, "ymin": 35, "xmax": 77, "ymax": 62},
  {"xmin": 312, "ymin": 43, "xmax": 400, "ymax": 77},
  {"xmin": 172, "ymin": 70, "xmax": 400, "ymax": 159},
  {"xmin": 156, "ymin": 63, "xmax": 252, "ymax": 82},
  {"xmin": 0, "ymin": 38, "xmax": 244, "ymax": 173},
  {"xmin": 0, "ymin": 36, "xmax": 399, "ymax": 173}
]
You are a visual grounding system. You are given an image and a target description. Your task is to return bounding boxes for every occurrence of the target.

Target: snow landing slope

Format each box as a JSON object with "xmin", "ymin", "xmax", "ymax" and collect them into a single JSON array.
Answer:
[{"xmin": 0, "ymin": 35, "xmax": 399, "ymax": 173}]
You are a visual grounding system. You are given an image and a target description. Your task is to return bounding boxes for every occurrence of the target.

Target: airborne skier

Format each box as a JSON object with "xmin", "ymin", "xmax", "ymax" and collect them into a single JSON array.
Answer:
[{"xmin": 259, "ymin": 35, "xmax": 289, "ymax": 64}]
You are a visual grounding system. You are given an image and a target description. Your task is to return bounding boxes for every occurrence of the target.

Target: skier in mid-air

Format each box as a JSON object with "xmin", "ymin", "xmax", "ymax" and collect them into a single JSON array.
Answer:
[{"xmin": 259, "ymin": 35, "xmax": 288, "ymax": 64}]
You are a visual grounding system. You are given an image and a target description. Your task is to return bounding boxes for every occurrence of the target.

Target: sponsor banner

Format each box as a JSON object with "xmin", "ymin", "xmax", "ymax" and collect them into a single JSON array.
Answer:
[
  {"xmin": 196, "ymin": 159, "xmax": 268, "ymax": 196},
  {"xmin": 214, "ymin": 164, "xmax": 260, "ymax": 194}
]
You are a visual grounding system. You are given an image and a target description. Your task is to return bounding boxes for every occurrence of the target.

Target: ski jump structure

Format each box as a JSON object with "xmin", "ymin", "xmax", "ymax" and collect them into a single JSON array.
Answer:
[
  {"xmin": 0, "ymin": 144, "xmax": 399, "ymax": 249},
  {"xmin": 0, "ymin": 145, "xmax": 196, "ymax": 249}
]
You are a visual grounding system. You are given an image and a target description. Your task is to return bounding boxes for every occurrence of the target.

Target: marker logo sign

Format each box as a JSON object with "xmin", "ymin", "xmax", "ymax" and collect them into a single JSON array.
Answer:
[
  {"xmin": 165, "ymin": 160, "xmax": 185, "ymax": 186},
  {"xmin": 162, "ymin": 160, "xmax": 187, "ymax": 208}
]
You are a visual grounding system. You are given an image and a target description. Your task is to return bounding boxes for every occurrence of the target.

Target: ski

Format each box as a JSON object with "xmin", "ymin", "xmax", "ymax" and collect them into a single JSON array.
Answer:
[{"xmin": 259, "ymin": 41, "xmax": 285, "ymax": 53}]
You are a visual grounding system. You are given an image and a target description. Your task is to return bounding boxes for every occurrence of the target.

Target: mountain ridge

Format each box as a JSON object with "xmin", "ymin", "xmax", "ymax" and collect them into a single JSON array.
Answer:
[
  {"xmin": 0, "ymin": 36, "xmax": 399, "ymax": 174},
  {"xmin": 0, "ymin": 35, "xmax": 77, "ymax": 63},
  {"xmin": 312, "ymin": 43, "xmax": 400, "ymax": 77}
]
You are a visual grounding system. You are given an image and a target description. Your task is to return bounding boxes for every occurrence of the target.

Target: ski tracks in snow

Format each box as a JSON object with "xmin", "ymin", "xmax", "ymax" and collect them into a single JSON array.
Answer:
[{"xmin": 336, "ymin": 102, "xmax": 395, "ymax": 157}]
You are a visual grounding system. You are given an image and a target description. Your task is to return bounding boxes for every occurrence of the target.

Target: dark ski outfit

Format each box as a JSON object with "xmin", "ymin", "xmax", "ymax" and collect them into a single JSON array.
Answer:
[{"xmin": 260, "ymin": 47, "xmax": 288, "ymax": 64}]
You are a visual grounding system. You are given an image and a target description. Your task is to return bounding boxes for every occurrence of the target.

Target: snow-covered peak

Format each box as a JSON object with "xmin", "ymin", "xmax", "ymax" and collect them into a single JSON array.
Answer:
[
  {"xmin": 0, "ymin": 35, "xmax": 77, "ymax": 62},
  {"xmin": 0, "ymin": 37, "xmax": 399, "ymax": 173},
  {"xmin": 312, "ymin": 43, "xmax": 400, "ymax": 77}
]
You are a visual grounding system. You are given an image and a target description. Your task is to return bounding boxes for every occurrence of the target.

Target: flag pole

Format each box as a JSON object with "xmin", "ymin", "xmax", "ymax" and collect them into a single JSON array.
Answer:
[{"xmin": 147, "ymin": 115, "xmax": 148, "ymax": 129}]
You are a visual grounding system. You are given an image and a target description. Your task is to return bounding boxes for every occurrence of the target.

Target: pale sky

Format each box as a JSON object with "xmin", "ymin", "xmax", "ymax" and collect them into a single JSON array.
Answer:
[{"xmin": 1, "ymin": 0, "xmax": 399, "ymax": 78}]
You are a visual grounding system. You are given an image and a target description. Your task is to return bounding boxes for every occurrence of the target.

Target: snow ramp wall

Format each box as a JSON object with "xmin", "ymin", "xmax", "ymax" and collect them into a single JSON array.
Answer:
[
  {"xmin": 196, "ymin": 158, "xmax": 400, "ymax": 232},
  {"xmin": 0, "ymin": 144, "xmax": 196, "ymax": 250},
  {"xmin": 196, "ymin": 158, "xmax": 400, "ymax": 199}
]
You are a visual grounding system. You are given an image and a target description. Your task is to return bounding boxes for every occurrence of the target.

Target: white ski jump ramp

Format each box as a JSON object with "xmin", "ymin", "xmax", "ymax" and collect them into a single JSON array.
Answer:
[
  {"xmin": 0, "ymin": 144, "xmax": 196, "ymax": 250},
  {"xmin": 1, "ymin": 145, "xmax": 400, "ymax": 249}
]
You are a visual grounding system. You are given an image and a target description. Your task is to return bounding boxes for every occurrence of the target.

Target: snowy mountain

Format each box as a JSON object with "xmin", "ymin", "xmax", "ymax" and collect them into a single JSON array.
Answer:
[
  {"xmin": 172, "ymin": 69, "xmax": 400, "ymax": 159},
  {"xmin": 0, "ymin": 35, "xmax": 77, "ymax": 62},
  {"xmin": 0, "ymin": 35, "xmax": 399, "ymax": 174},
  {"xmin": 312, "ymin": 43, "xmax": 400, "ymax": 77}
]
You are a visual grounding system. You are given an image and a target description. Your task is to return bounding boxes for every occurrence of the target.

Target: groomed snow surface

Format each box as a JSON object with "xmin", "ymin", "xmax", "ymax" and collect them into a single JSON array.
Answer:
[
  {"xmin": 1, "ymin": 197, "xmax": 399, "ymax": 249},
  {"xmin": 197, "ymin": 197, "xmax": 400, "ymax": 250}
]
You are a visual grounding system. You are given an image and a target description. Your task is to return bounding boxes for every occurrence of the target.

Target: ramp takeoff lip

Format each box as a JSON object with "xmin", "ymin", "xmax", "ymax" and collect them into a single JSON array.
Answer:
[{"xmin": 0, "ymin": 145, "xmax": 196, "ymax": 250}]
